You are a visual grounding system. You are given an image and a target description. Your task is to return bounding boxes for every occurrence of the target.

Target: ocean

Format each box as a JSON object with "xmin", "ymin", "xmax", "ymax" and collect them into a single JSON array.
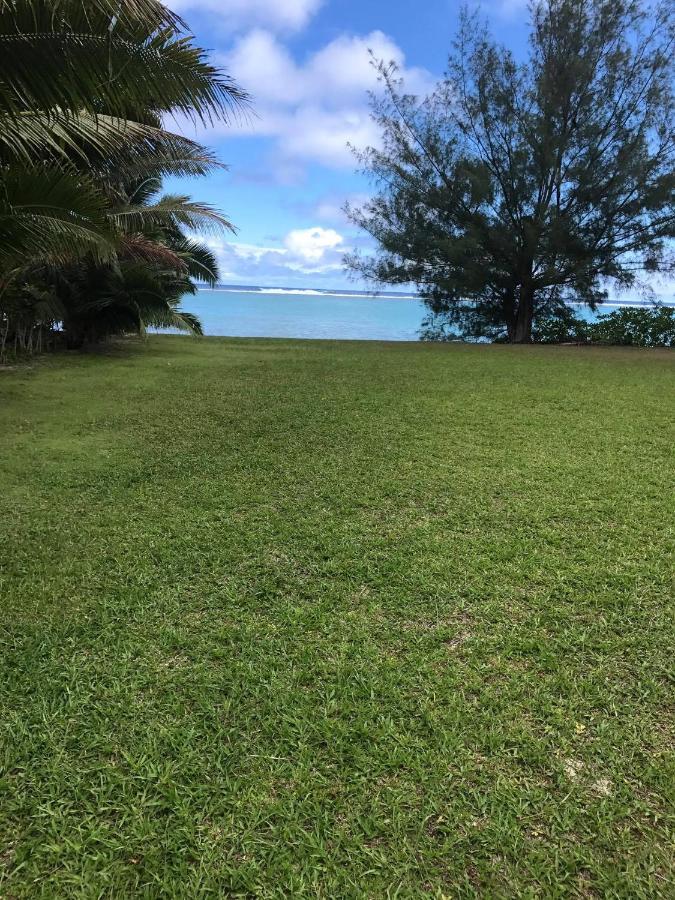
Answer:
[{"xmin": 173, "ymin": 285, "xmax": 673, "ymax": 342}]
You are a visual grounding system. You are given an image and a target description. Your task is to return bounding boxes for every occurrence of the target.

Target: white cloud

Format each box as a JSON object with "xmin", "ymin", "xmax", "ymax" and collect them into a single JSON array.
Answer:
[
  {"xmin": 227, "ymin": 29, "xmax": 431, "ymax": 110},
  {"xmin": 277, "ymin": 106, "xmax": 380, "ymax": 168},
  {"xmin": 284, "ymin": 227, "xmax": 343, "ymax": 262},
  {"xmin": 225, "ymin": 30, "xmax": 303, "ymax": 106},
  {"xmin": 171, "ymin": 0, "xmax": 322, "ymax": 33},
  {"xmin": 229, "ymin": 241, "xmax": 285, "ymax": 261},
  {"xmin": 216, "ymin": 29, "xmax": 435, "ymax": 172},
  {"xmin": 173, "ymin": 28, "xmax": 434, "ymax": 173},
  {"xmin": 307, "ymin": 32, "xmax": 430, "ymax": 98},
  {"xmin": 206, "ymin": 226, "xmax": 351, "ymax": 284}
]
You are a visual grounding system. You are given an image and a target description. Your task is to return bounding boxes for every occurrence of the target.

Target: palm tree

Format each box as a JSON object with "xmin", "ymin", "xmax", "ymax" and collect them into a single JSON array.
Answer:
[
  {"xmin": 0, "ymin": 0, "xmax": 247, "ymax": 163},
  {"xmin": 0, "ymin": 0, "xmax": 247, "ymax": 355},
  {"xmin": 5, "ymin": 177, "xmax": 232, "ymax": 350},
  {"xmin": 61, "ymin": 178, "xmax": 231, "ymax": 346},
  {"xmin": 0, "ymin": 0, "xmax": 246, "ymax": 254}
]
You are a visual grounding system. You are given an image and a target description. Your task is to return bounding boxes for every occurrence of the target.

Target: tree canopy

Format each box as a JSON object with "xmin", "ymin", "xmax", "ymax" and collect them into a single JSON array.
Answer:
[
  {"xmin": 0, "ymin": 0, "xmax": 247, "ymax": 356},
  {"xmin": 347, "ymin": 0, "xmax": 675, "ymax": 342}
]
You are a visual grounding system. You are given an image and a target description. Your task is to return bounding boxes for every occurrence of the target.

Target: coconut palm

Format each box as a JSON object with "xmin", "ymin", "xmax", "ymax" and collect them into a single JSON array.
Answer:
[
  {"xmin": 64, "ymin": 178, "xmax": 229, "ymax": 345},
  {"xmin": 6, "ymin": 177, "xmax": 230, "ymax": 350},
  {"xmin": 0, "ymin": 0, "xmax": 247, "ymax": 355},
  {"xmin": 0, "ymin": 0, "xmax": 246, "ymax": 260},
  {"xmin": 0, "ymin": 0, "xmax": 247, "ymax": 165}
]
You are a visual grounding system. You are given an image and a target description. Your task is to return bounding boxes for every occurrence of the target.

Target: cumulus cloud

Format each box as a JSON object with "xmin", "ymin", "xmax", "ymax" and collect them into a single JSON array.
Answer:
[
  {"xmin": 211, "ymin": 29, "xmax": 434, "ymax": 171},
  {"xmin": 284, "ymin": 227, "xmax": 343, "ymax": 262},
  {"xmin": 229, "ymin": 241, "xmax": 286, "ymax": 262},
  {"xmin": 227, "ymin": 28, "xmax": 431, "ymax": 109},
  {"xmin": 170, "ymin": 0, "xmax": 323, "ymax": 33},
  {"xmin": 225, "ymin": 30, "xmax": 301, "ymax": 106},
  {"xmin": 205, "ymin": 226, "xmax": 354, "ymax": 285},
  {"xmin": 276, "ymin": 106, "xmax": 380, "ymax": 169}
]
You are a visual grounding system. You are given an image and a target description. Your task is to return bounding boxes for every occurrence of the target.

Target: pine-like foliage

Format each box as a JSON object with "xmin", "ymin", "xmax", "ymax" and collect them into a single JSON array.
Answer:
[{"xmin": 347, "ymin": 0, "xmax": 674, "ymax": 342}]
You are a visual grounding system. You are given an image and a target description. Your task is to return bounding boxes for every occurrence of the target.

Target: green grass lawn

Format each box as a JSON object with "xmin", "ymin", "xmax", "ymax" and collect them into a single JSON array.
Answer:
[{"xmin": 1, "ymin": 337, "xmax": 673, "ymax": 898}]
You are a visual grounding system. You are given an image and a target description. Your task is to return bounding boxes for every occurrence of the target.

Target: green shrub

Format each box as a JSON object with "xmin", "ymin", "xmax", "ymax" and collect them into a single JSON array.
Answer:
[
  {"xmin": 419, "ymin": 304, "xmax": 675, "ymax": 346},
  {"xmin": 589, "ymin": 305, "xmax": 675, "ymax": 347},
  {"xmin": 532, "ymin": 313, "xmax": 589, "ymax": 344},
  {"xmin": 532, "ymin": 304, "xmax": 675, "ymax": 347}
]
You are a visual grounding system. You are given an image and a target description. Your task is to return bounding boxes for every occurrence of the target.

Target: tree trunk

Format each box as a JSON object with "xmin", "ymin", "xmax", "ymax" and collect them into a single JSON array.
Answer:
[
  {"xmin": 504, "ymin": 284, "xmax": 517, "ymax": 342},
  {"xmin": 513, "ymin": 281, "xmax": 534, "ymax": 343}
]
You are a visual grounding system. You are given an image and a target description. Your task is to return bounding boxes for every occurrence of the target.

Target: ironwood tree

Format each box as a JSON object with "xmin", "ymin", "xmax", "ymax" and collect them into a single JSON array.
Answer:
[{"xmin": 346, "ymin": 0, "xmax": 674, "ymax": 342}]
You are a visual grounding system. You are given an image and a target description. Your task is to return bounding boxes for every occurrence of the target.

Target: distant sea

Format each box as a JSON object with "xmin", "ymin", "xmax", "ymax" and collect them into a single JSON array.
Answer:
[{"xmin": 172, "ymin": 284, "xmax": 674, "ymax": 342}]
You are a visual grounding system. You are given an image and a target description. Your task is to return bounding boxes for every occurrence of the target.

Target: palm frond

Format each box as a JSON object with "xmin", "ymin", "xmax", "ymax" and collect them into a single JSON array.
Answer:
[
  {"xmin": 0, "ymin": 29, "xmax": 249, "ymax": 126},
  {"xmin": 119, "ymin": 234, "xmax": 187, "ymax": 270},
  {"xmin": 0, "ymin": 166, "xmax": 114, "ymax": 264},
  {"xmin": 145, "ymin": 305, "xmax": 203, "ymax": 335},
  {"xmin": 172, "ymin": 236, "xmax": 220, "ymax": 285},
  {"xmin": 100, "ymin": 143, "xmax": 226, "ymax": 181},
  {"xmin": 170, "ymin": 308, "xmax": 203, "ymax": 335},
  {"xmin": 110, "ymin": 194, "xmax": 235, "ymax": 235},
  {"xmin": 0, "ymin": 110, "xmax": 226, "ymax": 176},
  {"xmin": 0, "ymin": 0, "xmax": 183, "ymax": 34}
]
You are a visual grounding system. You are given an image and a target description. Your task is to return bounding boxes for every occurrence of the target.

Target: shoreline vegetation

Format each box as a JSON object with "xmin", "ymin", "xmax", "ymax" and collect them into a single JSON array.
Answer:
[
  {"xmin": 1, "ymin": 337, "xmax": 673, "ymax": 895},
  {"xmin": 0, "ymin": 0, "xmax": 247, "ymax": 360},
  {"xmin": 347, "ymin": 3, "xmax": 674, "ymax": 343}
]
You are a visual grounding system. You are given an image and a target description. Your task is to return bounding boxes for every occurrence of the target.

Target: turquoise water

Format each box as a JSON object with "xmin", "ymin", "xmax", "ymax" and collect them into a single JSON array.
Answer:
[
  {"xmin": 174, "ymin": 287, "xmax": 669, "ymax": 342},
  {"xmin": 178, "ymin": 288, "xmax": 427, "ymax": 341}
]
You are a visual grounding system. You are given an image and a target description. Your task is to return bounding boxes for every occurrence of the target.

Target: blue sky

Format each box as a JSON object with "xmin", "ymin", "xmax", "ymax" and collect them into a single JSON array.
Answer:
[{"xmin": 168, "ymin": 0, "xmax": 531, "ymax": 289}]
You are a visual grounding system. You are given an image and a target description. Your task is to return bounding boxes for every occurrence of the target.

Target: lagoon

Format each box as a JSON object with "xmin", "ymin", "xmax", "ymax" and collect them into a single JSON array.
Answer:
[
  {"xmin": 176, "ymin": 286, "xmax": 672, "ymax": 341},
  {"xmin": 179, "ymin": 287, "xmax": 426, "ymax": 341}
]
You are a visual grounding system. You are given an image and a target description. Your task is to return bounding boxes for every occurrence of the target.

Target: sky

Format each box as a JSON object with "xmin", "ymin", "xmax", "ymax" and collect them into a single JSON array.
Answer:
[{"xmin": 167, "ymin": 0, "xmax": 532, "ymax": 289}]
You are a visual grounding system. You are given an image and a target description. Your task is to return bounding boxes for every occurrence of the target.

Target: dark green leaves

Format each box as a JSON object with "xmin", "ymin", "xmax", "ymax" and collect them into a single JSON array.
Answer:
[
  {"xmin": 0, "ymin": 0, "xmax": 243, "ymax": 350},
  {"xmin": 349, "ymin": 0, "xmax": 675, "ymax": 342},
  {"xmin": 0, "ymin": 166, "xmax": 114, "ymax": 265}
]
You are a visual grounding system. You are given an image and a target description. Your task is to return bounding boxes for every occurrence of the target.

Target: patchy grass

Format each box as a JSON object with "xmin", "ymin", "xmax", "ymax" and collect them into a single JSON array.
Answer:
[{"xmin": 1, "ymin": 337, "xmax": 673, "ymax": 898}]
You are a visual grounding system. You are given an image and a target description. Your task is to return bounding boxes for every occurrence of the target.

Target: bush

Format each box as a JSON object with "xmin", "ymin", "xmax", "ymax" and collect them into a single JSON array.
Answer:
[
  {"xmin": 532, "ymin": 313, "xmax": 589, "ymax": 344},
  {"xmin": 589, "ymin": 305, "xmax": 675, "ymax": 347},
  {"xmin": 418, "ymin": 303, "xmax": 675, "ymax": 346},
  {"xmin": 533, "ymin": 304, "xmax": 675, "ymax": 347}
]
